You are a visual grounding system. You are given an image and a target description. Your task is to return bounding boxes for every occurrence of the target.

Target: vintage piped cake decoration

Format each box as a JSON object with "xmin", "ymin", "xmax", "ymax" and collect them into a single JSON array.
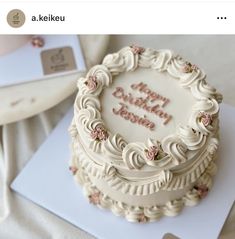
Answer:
[{"xmin": 69, "ymin": 45, "xmax": 222, "ymax": 222}]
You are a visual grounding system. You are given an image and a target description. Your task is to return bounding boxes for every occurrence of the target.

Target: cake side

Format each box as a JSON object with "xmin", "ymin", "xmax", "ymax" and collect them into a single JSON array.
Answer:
[
  {"xmin": 69, "ymin": 46, "xmax": 222, "ymax": 222},
  {"xmin": 69, "ymin": 125, "xmax": 217, "ymax": 222}
]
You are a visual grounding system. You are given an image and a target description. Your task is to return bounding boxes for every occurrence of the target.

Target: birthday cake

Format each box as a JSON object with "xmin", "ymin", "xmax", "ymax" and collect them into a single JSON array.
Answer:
[{"xmin": 69, "ymin": 46, "xmax": 222, "ymax": 222}]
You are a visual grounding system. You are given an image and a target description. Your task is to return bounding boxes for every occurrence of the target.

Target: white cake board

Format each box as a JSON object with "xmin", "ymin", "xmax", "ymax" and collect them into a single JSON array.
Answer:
[
  {"xmin": 11, "ymin": 104, "xmax": 235, "ymax": 239},
  {"xmin": 0, "ymin": 35, "xmax": 86, "ymax": 87}
]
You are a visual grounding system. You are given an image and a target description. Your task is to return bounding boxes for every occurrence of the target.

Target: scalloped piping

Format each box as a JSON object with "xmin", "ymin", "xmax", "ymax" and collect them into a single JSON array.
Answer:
[
  {"xmin": 70, "ymin": 145, "xmax": 216, "ymax": 223},
  {"xmin": 69, "ymin": 46, "xmax": 222, "ymax": 221},
  {"xmin": 73, "ymin": 46, "xmax": 221, "ymax": 176}
]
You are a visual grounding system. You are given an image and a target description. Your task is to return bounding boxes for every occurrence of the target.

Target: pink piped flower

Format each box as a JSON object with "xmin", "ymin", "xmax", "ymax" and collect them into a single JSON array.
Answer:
[
  {"xmin": 138, "ymin": 213, "xmax": 148, "ymax": 223},
  {"xmin": 97, "ymin": 130, "xmax": 108, "ymax": 141},
  {"xmin": 69, "ymin": 166, "xmax": 78, "ymax": 175},
  {"xmin": 182, "ymin": 62, "xmax": 199, "ymax": 73},
  {"xmin": 90, "ymin": 129, "xmax": 99, "ymax": 140},
  {"xmin": 145, "ymin": 145, "xmax": 159, "ymax": 161},
  {"xmin": 85, "ymin": 76, "xmax": 98, "ymax": 91},
  {"xmin": 191, "ymin": 64, "xmax": 199, "ymax": 71},
  {"xmin": 31, "ymin": 36, "xmax": 45, "ymax": 48},
  {"xmin": 130, "ymin": 44, "xmax": 145, "ymax": 54},
  {"xmin": 90, "ymin": 126, "xmax": 108, "ymax": 141},
  {"xmin": 89, "ymin": 192, "xmax": 101, "ymax": 205},
  {"xmin": 198, "ymin": 112, "xmax": 213, "ymax": 127},
  {"xmin": 194, "ymin": 184, "xmax": 209, "ymax": 199}
]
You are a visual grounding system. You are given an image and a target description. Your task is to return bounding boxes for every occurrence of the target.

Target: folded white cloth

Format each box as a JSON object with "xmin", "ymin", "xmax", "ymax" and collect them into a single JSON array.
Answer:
[
  {"xmin": 0, "ymin": 95, "xmax": 95, "ymax": 239},
  {"xmin": 0, "ymin": 35, "xmax": 110, "ymax": 239}
]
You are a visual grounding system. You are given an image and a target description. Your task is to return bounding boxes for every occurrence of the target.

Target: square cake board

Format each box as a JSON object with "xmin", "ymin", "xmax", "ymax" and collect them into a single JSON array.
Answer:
[{"xmin": 11, "ymin": 104, "xmax": 235, "ymax": 239}]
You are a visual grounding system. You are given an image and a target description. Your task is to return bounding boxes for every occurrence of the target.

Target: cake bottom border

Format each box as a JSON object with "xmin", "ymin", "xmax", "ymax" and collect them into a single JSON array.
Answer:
[{"xmin": 69, "ymin": 158, "xmax": 216, "ymax": 223}]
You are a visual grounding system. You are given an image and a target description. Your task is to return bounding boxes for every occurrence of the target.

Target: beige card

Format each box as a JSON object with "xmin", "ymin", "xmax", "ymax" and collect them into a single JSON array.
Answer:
[{"xmin": 41, "ymin": 46, "xmax": 77, "ymax": 75}]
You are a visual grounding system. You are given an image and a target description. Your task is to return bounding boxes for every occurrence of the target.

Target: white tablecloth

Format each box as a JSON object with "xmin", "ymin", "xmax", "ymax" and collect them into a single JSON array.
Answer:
[{"xmin": 1, "ymin": 35, "xmax": 235, "ymax": 239}]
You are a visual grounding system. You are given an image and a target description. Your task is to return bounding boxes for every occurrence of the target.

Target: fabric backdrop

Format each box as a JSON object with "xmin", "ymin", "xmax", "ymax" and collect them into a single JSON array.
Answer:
[{"xmin": 1, "ymin": 35, "xmax": 235, "ymax": 239}]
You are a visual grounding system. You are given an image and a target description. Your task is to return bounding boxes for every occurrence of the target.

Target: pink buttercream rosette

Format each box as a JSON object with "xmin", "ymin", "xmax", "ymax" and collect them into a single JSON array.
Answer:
[
  {"xmin": 198, "ymin": 112, "xmax": 213, "ymax": 127},
  {"xmin": 130, "ymin": 44, "xmax": 145, "ymax": 55},
  {"xmin": 182, "ymin": 62, "xmax": 199, "ymax": 73},
  {"xmin": 194, "ymin": 184, "xmax": 209, "ymax": 199},
  {"xmin": 85, "ymin": 75, "xmax": 98, "ymax": 91},
  {"xmin": 89, "ymin": 192, "xmax": 101, "ymax": 205},
  {"xmin": 90, "ymin": 126, "xmax": 108, "ymax": 141},
  {"xmin": 145, "ymin": 146, "xmax": 159, "ymax": 161}
]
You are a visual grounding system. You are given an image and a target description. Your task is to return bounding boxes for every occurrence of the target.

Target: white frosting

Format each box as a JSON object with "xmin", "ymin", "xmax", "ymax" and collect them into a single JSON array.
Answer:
[
  {"xmin": 69, "ymin": 129, "xmax": 217, "ymax": 221},
  {"xmin": 70, "ymin": 46, "xmax": 222, "ymax": 222},
  {"xmin": 100, "ymin": 68, "xmax": 196, "ymax": 142}
]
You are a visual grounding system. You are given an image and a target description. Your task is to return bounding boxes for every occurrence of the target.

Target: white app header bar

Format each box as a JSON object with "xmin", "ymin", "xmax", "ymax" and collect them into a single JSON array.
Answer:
[{"xmin": 0, "ymin": 1, "xmax": 234, "ymax": 34}]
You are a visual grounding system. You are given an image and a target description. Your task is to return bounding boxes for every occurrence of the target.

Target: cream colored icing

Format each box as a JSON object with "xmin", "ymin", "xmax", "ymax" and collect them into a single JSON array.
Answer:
[
  {"xmin": 69, "ymin": 46, "xmax": 222, "ymax": 222},
  {"xmin": 101, "ymin": 68, "xmax": 196, "ymax": 142},
  {"xmin": 69, "ymin": 128, "xmax": 217, "ymax": 221}
]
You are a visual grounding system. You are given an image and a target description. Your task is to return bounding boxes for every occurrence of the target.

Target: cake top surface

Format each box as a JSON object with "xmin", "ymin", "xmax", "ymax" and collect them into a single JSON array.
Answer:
[
  {"xmin": 100, "ymin": 67, "xmax": 196, "ymax": 142},
  {"xmin": 73, "ymin": 45, "xmax": 222, "ymax": 183}
]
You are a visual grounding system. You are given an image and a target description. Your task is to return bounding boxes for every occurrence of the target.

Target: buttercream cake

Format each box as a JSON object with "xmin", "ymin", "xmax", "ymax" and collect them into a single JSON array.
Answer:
[{"xmin": 69, "ymin": 45, "xmax": 222, "ymax": 222}]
